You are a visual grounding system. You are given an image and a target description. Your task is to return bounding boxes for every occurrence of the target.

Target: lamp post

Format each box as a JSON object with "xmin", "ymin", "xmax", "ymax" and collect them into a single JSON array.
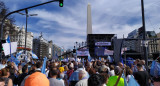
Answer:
[
  {"xmin": 18, "ymin": 11, "xmax": 38, "ymax": 55},
  {"xmin": 74, "ymin": 42, "xmax": 78, "ymax": 61},
  {"xmin": 141, "ymin": 0, "xmax": 148, "ymax": 70}
]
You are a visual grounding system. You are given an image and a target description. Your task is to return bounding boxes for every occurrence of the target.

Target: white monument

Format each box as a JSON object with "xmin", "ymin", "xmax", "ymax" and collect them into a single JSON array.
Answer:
[{"xmin": 87, "ymin": 3, "xmax": 92, "ymax": 34}]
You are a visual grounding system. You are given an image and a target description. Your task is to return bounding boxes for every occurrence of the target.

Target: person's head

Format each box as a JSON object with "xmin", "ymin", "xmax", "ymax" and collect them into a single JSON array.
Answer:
[
  {"xmin": 118, "ymin": 62, "xmax": 123, "ymax": 69},
  {"xmin": 100, "ymin": 73, "xmax": 109, "ymax": 84},
  {"xmin": 78, "ymin": 63, "xmax": 83, "ymax": 69},
  {"xmin": 137, "ymin": 64, "xmax": 143, "ymax": 71},
  {"xmin": 88, "ymin": 74, "xmax": 103, "ymax": 86},
  {"xmin": 50, "ymin": 68, "xmax": 58, "ymax": 78},
  {"xmin": 36, "ymin": 62, "xmax": 42, "ymax": 68},
  {"xmin": 135, "ymin": 59, "xmax": 140, "ymax": 64},
  {"xmin": 22, "ymin": 65, "xmax": 28, "ymax": 73},
  {"xmin": 69, "ymin": 63, "xmax": 74, "ymax": 69},
  {"xmin": 1, "ymin": 60, "xmax": 6, "ymax": 65},
  {"xmin": 18, "ymin": 63, "xmax": 22, "ymax": 70},
  {"xmin": 0, "ymin": 78, "xmax": 5, "ymax": 86},
  {"xmin": 141, "ymin": 60, "xmax": 145, "ymax": 65},
  {"xmin": 0, "ymin": 68, "xmax": 10, "ymax": 77},
  {"xmin": 87, "ymin": 62, "xmax": 92, "ymax": 68},
  {"xmin": 99, "ymin": 65, "xmax": 108, "ymax": 73},
  {"xmin": 79, "ymin": 70, "xmax": 87, "ymax": 80},
  {"xmin": 31, "ymin": 64, "xmax": 36, "ymax": 70},
  {"xmin": 88, "ymin": 68, "xmax": 96, "ymax": 75},
  {"xmin": 110, "ymin": 65, "xmax": 114, "ymax": 70},
  {"xmin": 7, "ymin": 61, "xmax": 12, "ymax": 67},
  {"xmin": 114, "ymin": 66, "xmax": 121, "ymax": 75},
  {"xmin": 64, "ymin": 65, "xmax": 68, "ymax": 71},
  {"xmin": 59, "ymin": 67, "xmax": 64, "ymax": 73}
]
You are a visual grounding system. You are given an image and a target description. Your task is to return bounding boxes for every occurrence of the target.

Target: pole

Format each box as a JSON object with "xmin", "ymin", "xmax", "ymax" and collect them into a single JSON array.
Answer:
[
  {"xmin": 25, "ymin": 9, "xmax": 28, "ymax": 57},
  {"xmin": 141, "ymin": 0, "xmax": 148, "ymax": 71},
  {"xmin": 0, "ymin": 0, "xmax": 59, "ymax": 60}
]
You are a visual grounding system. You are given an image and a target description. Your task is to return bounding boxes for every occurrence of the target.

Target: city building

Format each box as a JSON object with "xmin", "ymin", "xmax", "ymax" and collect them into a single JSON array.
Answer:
[
  {"xmin": 10, "ymin": 26, "xmax": 33, "ymax": 51},
  {"xmin": 125, "ymin": 29, "xmax": 158, "ymax": 58},
  {"xmin": 33, "ymin": 33, "xmax": 49, "ymax": 59},
  {"xmin": 33, "ymin": 33, "xmax": 63, "ymax": 59}
]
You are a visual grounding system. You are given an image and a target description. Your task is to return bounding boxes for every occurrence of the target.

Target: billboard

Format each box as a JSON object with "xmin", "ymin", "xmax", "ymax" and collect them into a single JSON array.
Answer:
[{"xmin": 77, "ymin": 49, "xmax": 89, "ymax": 56}]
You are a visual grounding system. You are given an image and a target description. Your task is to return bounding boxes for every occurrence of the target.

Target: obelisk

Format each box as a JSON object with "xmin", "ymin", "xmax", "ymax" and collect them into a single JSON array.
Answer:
[{"xmin": 87, "ymin": 3, "xmax": 92, "ymax": 34}]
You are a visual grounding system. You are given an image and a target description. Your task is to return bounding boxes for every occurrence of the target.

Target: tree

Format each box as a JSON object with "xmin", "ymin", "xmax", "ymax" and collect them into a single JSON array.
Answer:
[{"xmin": 0, "ymin": 0, "xmax": 15, "ymax": 39}]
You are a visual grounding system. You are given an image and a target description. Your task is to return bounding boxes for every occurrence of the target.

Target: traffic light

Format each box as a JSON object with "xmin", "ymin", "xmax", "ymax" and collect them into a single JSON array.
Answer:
[{"xmin": 59, "ymin": 0, "xmax": 63, "ymax": 7}]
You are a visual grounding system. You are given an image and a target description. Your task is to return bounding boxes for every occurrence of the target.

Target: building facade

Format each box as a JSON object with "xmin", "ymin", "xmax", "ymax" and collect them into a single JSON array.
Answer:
[
  {"xmin": 126, "ymin": 29, "xmax": 158, "ymax": 57},
  {"xmin": 33, "ymin": 34, "xmax": 49, "ymax": 59},
  {"xmin": 10, "ymin": 26, "xmax": 33, "ymax": 51}
]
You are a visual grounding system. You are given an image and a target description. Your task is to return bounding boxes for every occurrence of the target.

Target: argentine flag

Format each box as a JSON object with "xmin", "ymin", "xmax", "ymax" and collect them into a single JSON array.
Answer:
[
  {"xmin": 88, "ymin": 53, "xmax": 92, "ymax": 62},
  {"xmin": 31, "ymin": 51, "xmax": 38, "ymax": 59},
  {"xmin": 16, "ymin": 50, "xmax": 24, "ymax": 59},
  {"xmin": 41, "ymin": 57, "xmax": 47, "ymax": 74}
]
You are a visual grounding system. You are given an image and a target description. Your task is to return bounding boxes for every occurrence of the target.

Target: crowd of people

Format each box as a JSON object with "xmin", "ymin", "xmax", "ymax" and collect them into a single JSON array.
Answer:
[{"xmin": 0, "ymin": 57, "xmax": 160, "ymax": 86}]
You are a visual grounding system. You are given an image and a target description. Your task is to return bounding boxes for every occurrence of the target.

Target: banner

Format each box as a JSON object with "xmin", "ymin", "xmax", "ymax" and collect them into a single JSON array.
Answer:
[
  {"xmin": 95, "ymin": 42, "xmax": 111, "ymax": 46},
  {"xmin": 77, "ymin": 50, "xmax": 89, "ymax": 56},
  {"xmin": 104, "ymin": 49, "xmax": 114, "ymax": 55},
  {"xmin": 2, "ymin": 42, "xmax": 17, "ymax": 56}
]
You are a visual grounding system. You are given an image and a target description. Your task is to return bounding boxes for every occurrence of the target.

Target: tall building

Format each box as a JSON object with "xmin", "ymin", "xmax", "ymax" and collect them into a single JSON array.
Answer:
[
  {"xmin": 32, "ymin": 33, "xmax": 63, "ymax": 59},
  {"xmin": 33, "ymin": 33, "xmax": 49, "ymax": 59},
  {"xmin": 10, "ymin": 26, "xmax": 33, "ymax": 51},
  {"xmin": 87, "ymin": 3, "xmax": 92, "ymax": 35},
  {"xmin": 126, "ymin": 29, "xmax": 158, "ymax": 57}
]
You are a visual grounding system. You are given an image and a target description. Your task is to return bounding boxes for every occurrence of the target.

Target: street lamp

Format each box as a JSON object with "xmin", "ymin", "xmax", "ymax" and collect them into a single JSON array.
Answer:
[{"xmin": 18, "ymin": 10, "xmax": 38, "ymax": 56}]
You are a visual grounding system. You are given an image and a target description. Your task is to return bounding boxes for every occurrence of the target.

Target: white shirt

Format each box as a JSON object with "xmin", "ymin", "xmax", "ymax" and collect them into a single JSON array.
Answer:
[
  {"xmin": 0, "ymin": 64, "xmax": 7, "ymax": 70},
  {"xmin": 75, "ymin": 79, "xmax": 88, "ymax": 86},
  {"xmin": 108, "ymin": 70, "xmax": 115, "ymax": 76}
]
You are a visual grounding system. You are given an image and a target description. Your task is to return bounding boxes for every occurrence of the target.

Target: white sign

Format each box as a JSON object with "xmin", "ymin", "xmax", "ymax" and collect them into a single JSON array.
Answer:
[
  {"xmin": 77, "ymin": 50, "xmax": 89, "ymax": 56},
  {"xmin": 95, "ymin": 42, "xmax": 111, "ymax": 46},
  {"xmin": 2, "ymin": 42, "xmax": 17, "ymax": 56},
  {"xmin": 104, "ymin": 49, "xmax": 113, "ymax": 55}
]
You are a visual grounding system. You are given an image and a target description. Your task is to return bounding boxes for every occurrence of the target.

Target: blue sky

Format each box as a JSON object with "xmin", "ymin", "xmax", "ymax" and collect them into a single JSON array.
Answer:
[{"xmin": 2, "ymin": 0, "xmax": 160, "ymax": 49}]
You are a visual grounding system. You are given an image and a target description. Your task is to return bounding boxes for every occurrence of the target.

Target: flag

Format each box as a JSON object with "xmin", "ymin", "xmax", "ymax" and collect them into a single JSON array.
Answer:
[
  {"xmin": 128, "ymin": 75, "xmax": 140, "ymax": 86},
  {"xmin": 53, "ymin": 52, "xmax": 58, "ymax": 60},
  {"xmin": 41, "ymin": 57, "xmax": 47, "ymax": 74},
  {"xmin": 150, "ymin": 61, "xmax": 156, "ymax": 76},
  {"xmin": 107, "ymin": 55, "xmax": 113, "ymax": 63},
  {"xmin": 2, "ymin": 42, "xmax": 17, "ymax": 56},
  {"xmin": 16, "ymin": 50, "xmax": 23, "ymax": 59},
  {"xmin": 8, "ymin": 54, "xmax": 20, "ymax": 66},
  {"xmin": 99, "ymin": 57, "xmax": 101, "ymax": 61},
  {"xmin": 88, "ymin": 53, "xmax": 92, "ymax": 62},
  {"xmin": 6, "ymin": 36, "xmax": 10, "ymax": 43},
  {"xmin": 121, "ymin": 73, "xmax": 128, "ymax": 86},
  {"xmin": 31, "ymin": 51, "xmax": 38, "ymax": 59}
]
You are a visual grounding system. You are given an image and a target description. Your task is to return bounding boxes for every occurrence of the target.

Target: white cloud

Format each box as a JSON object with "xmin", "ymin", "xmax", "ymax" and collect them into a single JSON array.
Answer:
[{"xmin": 6, "ymin": 0, "xmax": 160, "ymax": 49}]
